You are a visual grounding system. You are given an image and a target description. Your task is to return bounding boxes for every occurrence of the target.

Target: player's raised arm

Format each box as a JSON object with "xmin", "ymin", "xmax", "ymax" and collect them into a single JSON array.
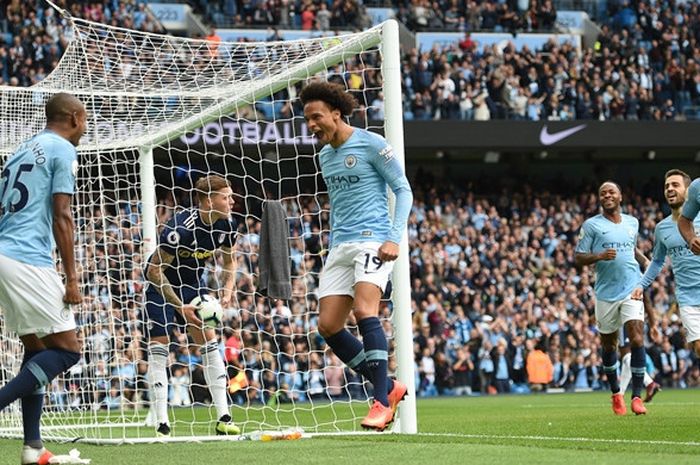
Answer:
[{"xmin": 52, "ymin": 193, "xmax": 80, "ymax": 304}]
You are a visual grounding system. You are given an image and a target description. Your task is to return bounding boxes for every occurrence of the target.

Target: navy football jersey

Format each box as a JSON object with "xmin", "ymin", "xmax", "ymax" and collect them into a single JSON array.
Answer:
[{"xmin": 146, "ymin": 208, "xmax": 237, "ymax": 293}]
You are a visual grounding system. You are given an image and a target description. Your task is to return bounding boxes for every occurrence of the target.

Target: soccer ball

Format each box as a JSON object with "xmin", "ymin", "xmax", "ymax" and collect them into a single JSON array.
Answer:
[{"xmin": 190, "ymin": 295, "xmax": 223, "ymax": 328}]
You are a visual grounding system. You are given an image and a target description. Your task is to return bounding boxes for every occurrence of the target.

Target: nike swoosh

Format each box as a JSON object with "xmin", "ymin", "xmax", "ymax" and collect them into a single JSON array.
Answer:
[{"xmin": 539, "ymin": 124, "xmax": 586, "ymax": 145}]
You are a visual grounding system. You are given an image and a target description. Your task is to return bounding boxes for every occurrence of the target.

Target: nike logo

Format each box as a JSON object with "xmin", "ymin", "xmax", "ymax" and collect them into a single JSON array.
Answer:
[
  {"xmin": 539, "ymin": 124, "xmax": 586, "ymax": 145},
  {"xmin": 601, "ymin": 231, "xmax": 611, "ymax": 235},
  {"xmin": 664, "ymin": 235, "xmax": 673, "ymax": 241}
]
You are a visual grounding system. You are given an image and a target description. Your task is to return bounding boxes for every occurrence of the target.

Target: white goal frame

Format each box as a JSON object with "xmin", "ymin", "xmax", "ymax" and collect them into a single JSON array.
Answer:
[{"xmin": 0, "ymin": 7, "xmax": 416, "ymax": 441}]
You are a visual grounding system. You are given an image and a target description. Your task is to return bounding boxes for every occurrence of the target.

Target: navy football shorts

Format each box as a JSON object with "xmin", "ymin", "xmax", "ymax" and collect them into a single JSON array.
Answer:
[{"xmin": 144, "ymin": 286, "xmax": 204, "ymax": 338}]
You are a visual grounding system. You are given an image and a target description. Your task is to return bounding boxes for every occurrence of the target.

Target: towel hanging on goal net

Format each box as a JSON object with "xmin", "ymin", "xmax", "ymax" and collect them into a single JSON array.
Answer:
[{"xmin": 257, "ymin": 200, "xmax": 292, "ymax": 300}]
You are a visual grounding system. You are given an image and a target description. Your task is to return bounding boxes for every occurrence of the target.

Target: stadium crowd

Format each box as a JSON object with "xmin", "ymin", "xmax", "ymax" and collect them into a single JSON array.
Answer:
[
  {"xmin": 10, "ymin": 172, "xmax": 696, "ymax": 412},
  {"xmin": 0, "ymin": 0, "xmax": 163, "ymax": 86},
  {"xmin": 3, "ymin": 0, "xmax": 700, "ymax": 120},
  {"xmin": 193, "ymin": 0, "xmax": 558, "ymax": 33}
]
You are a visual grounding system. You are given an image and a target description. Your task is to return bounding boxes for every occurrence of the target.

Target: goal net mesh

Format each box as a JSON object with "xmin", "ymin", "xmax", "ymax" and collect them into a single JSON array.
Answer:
[{"xmin": 0, "ymin": 10, "xmax": 402, "ymax": 443}]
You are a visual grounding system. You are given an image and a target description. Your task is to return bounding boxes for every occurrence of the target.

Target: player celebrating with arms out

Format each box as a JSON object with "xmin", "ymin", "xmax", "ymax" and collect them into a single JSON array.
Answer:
[
  {"xmin": 300, "ymin": 82, "xmax": 413, "ymax": 431},
  {"xmin": 145, "ymin": 175, "xmax": 240, "ymax": 437},
  {"xmin": 665, "ymin": 170, "xmax": 700, "ymax": 360},
  {"xmin": 0, "ymin": 93, "xmax": 88, "ymax": 464},
  {"xmin": 575, "ymin": 181, "xmax": 650, "ymax": 416}
]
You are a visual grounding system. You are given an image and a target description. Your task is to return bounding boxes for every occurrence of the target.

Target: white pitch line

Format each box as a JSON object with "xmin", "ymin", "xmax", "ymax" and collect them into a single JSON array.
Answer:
[
  {"xmin": 521, "ymin": 401, "xmax": 700, "ymax": 409},
  {"xmin": 310, "ymin": 431, "xmax": 700, "ymax": 447},
  {"xmin": 413, "ymin": 432, "xmax": 700, "ymax": 447}
]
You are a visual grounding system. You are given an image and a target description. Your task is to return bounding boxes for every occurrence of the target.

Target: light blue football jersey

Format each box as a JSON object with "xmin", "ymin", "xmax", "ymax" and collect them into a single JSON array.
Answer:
[
  {"xmin": 681, "ymin": 178, "xmax": 700, "ymax": 220},
  {"xmin": 576, "ymin": 213, "xmax": 641, "ymax": 302},
  {"xmin": 319, "ymin": 128, "xmax": 412, "ymax": 248},
  {"xmin": 640, "ymin": 214, "xmax": 700, "ymax": 307},
  {"xmin": 0, "ymin": 130, "xmax": 77, "ymax": 267}
]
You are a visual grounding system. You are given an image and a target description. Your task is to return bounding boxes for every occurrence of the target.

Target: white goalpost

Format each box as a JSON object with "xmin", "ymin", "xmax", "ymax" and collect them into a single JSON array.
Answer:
[{"xmin": 0, "ymin": 4, "xmax": 415, "ymax": 443}]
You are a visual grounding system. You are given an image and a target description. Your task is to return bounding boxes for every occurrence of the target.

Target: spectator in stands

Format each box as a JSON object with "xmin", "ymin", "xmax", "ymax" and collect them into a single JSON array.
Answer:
[{"xmin": 527, "ymin": 339, "xmax": 553, "ymax": 392}]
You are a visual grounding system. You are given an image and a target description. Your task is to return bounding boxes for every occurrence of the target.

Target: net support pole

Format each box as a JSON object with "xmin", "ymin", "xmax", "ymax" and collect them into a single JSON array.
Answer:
[
  {"xmin": 139, "ymin": 146, "xmax": 158, "ymax": 260},
  {"xmin": 382, "ymin": 19, "xmax": 417, "ymax": 435}
]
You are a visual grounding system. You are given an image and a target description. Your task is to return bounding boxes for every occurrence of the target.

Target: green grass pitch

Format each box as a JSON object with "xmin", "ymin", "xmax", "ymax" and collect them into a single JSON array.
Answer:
[{"xmin": 2, "ymin": 390, "xmax": 698, "ymax": 465}]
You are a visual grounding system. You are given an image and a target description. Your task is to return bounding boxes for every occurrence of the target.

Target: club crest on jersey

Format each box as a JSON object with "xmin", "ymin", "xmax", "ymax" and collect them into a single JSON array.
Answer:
[
  {"xmin": 627, "ymin": 228, "xmax": 635, "ymax": 238},
  {"xmin": 344, "ymin": 155, "xmax": 357, "ymax": 169},
  {"xmin": 167, "ymin": 231, "xmax": 180, "ymax": 245}
]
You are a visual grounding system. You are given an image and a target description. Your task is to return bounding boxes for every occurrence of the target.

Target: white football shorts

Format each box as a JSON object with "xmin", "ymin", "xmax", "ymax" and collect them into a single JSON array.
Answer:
[
  {"xmin": 317, "ymin": 242, "xmax": 394, "ymax": 299},
  {"xmin": 679, "ymin": 305, "xmax": 700, "ymax": 343},
  {"xmin": 595, "ymin": 295, "xmax": 644, "ymax": 335},
  {"xmin": 0, "ymin": 253, "xmax": 76, "ymax": 337}
]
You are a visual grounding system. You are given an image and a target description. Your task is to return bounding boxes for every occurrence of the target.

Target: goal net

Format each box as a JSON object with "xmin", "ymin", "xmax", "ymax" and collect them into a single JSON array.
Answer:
[{"xmin": 0, "ymin": 6, "xmax": 415, "ymax": 444}]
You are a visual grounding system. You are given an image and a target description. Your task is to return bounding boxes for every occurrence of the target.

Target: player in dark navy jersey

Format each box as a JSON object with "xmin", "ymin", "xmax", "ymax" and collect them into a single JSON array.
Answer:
[{"xmin": 144, "ymin": 175, "xmax": 240, "ymax": 436}]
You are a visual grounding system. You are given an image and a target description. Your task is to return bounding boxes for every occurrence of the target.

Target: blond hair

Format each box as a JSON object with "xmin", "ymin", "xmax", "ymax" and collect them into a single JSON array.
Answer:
[{"xmin": 194, "ymin": 175, "xmax": 230, "ymax": 203}]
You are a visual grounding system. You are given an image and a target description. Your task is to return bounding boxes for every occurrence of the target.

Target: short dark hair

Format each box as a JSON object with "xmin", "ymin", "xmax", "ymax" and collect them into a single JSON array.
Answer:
[
  {"xmin": 299, "ymin": 81, "xmax": 357, "ymax": 117},
  {"xmin": 195, "ymin": 175, "xmax": 230, "ymax": 203},
  {"xmin": 599, "ymin": 180, "xmax": 621, "ymax": 194},
  {"xmin": 45, "ymin": 92, "xmax": 84, "ymax": 123},
  {"xmin": 664, "ymin": 169, "xmax": 691, "ymax": 187}
]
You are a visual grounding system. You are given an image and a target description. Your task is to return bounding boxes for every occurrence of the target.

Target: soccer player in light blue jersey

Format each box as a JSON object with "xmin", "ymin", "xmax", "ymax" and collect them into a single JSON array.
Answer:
[
  {"xmin": 575, "ymin": 181, "xmax": 650, "ymax": 416},
  {"xmin": 0, "ymin": 93, "xmax": 88, "ymax": 464},
  {"xmin": 647, "ymin": 169, "xmax": 700, "ymax": 360},
  {"xmin": 300, "ymin": 82, "xmax": 412, "ymax": 431}
]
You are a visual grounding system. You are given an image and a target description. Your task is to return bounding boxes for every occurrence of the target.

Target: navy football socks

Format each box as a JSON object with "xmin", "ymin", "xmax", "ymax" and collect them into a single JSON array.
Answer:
[
  {"xmin": 20, "ymin": 351, "xmax": 44, "ymax": 448},
  {"xmin": 602, "ymin": 350, "xmax": 620, "ymax": 394},
  {"xmin": 0, "ymin": 349, "xmax": 80, "ymax": 410},
  {"xmin": 630, "ymin": 345, "xmax": 646, "ymax": 398},
  {"xmin": 358, "ymin": 317, "xmax": 389, "ymax": 407}
]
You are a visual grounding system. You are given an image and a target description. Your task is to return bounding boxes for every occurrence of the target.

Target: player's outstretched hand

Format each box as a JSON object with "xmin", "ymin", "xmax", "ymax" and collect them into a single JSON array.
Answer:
[
  {"xmin": 630, "ymin": 287, "xmax": 644, "ymax": 300},
  {"xmin": 63, "ymin": 280, "xmax": 81, "ymax": 305},
  {"xmin": 377, "ymin": 241, "xmax": 399, "ymax": 262},
  {"xmin": 180, "ymin": 304, "xmax": 203, "ymax": 327},
  {"xmin": 598, "ymin": 248, "xmax": 616, "ymax": 261},
  {"xmin": 689, "ymin": 238, "xmax": 700, "ymax": 255}
]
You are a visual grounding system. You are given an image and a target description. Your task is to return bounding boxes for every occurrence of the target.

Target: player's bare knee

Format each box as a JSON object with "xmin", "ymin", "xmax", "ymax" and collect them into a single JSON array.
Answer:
[
  {"xmin": 42, "ymin": 330, "xmax": 81, "ymax": 353},
  {"xmin": 64, "ymin": 335, "xmax": 82, "ymax": 354},
  {"xmin": 150, "ymin": 336, "xmax": 169, "ymax": 346},
  {"xmin": 318, "ymin": 319, "xmax": 342, "ymax": 338},
  {"xmin": 353, "ymin": 305, "xmax": 378, "ymax": 321},
  {"xmin": 694, "ymin": 341, "xmax": 700, "ymax": 357},
  {"xmin": 20, "ymin": 334, "xmax": 46, "ymax": 353},
  {"xmin": 600, "ymin": 333, "xmax": 618, "ymax": 352},
  {"xmin": 628, "ymin": 333, "xmax": 644, "ymax": 348}
]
